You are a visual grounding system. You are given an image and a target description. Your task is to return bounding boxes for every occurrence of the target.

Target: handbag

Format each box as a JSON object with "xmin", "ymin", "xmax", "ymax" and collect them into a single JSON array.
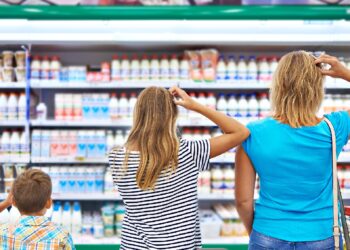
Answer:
[{"xmin": 324, "ymin": 117, "xmax": 350, "ymax": 250}]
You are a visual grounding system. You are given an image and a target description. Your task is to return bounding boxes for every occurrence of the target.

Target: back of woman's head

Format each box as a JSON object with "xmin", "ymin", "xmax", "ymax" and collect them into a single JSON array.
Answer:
[
  {"xmin": 270, "ymin": 50, "xmax": 324, "ymax": 127},
  {"xmin": 125, "ymin": 86, "xmax": 179, "ymax": 190}
]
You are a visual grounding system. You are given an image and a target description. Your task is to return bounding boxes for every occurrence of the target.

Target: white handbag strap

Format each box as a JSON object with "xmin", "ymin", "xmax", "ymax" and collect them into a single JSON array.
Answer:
[{"xmin": 324, "ymin": 117, "xmax": 341, "ymax": 249}]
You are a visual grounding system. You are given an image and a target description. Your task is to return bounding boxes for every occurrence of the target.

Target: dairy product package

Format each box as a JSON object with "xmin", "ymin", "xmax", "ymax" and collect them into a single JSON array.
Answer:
[
  {"xmin": 185, "ymin": 50, "xmax": 202, "ymax": 82},
  {"xmin": 200, "ymin": 49, "xmax": 218, "ymax": 82}
]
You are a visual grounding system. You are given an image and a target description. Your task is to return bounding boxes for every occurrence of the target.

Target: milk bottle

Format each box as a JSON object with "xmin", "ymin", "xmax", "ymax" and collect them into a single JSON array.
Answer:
[
  {"xmin": 62, "ymin": 202, "xmax": 72, "ymax": 233},
  {"xmin": 211, "ymin": 165, "xmax": 224, "ymax": 194},
  {"xmin": 7, "ymin": 93, "xmax": 18, "ymax": 120},
  {"xmin": 118, "ymin": 93, "xmax": 128, "ymax": 119},
  {"xmin": 258, "ymin": 57, "xmax": 270, "ymax": 84},
  {"xmin": 227, "ymin": 94, "xmax": 238, "ymax": 117},
  {"xmin": 258, "ymin": 93, "xmax": 270, "ymax": 118},
  {"xmin": 216, "ymin": 56, "xmax": 227, "ymax": 82},
  {"xmin": 269, "ymin": 56, "xmax": 279, "ymax": 81},
  {"xmin": 18, "ymin": 93, "xmax": 26, "ymax": 121},
  {"xmin": 237, "ymin": 94, "xmax": 248, "ymax": 118},
  {"xmin": 227, "ymin": 55, "xmax": 237, "ymax": 81},
  {"xmin": 206, "ymin": 92, "xmax": 216, "ymax": 110},
  {"xmin": 106, "ymin": 130, "xmax": 115, "ymax": 153},
  {"xmin": 109, "ymin": 93, "xmax": 118, "ymax": 120},
  {"xmin": 150, "ymin": 55, "xmax": 160, "ymax": 80},
  {"xmin": 51, "ymin": 202, "xmax": 62, "ymax": 225},
  {"xmin": 10, "ymin": 131, "xmax": 20, "ymax": 160},
  {"xmin": 237, "ymin": 56, "xmax": 247, "ymax": 82},
  {"xmin": 71, "ymin": 202, "xmax": 82, "ymax": 237},
  {"xmin": 128, "ymin": 93, "xmax": 137, "ymax": 118},
  {"xmin": 217, "ymin": 94, "xmax": 228, "ymax": 115},
  {"xmin": 140, "ymin": 55, "xmax": 150, "ymax": 81},
  {"xmin": 30, "ymin": 56, "xmax": 41, "ymax": 81},
  {"xmin": 247, "ymin": 56, "xmax": 258, "ymax": 83},
  {"xmin": 130, "ymin": 54, "xmax": 140, "ymax": 81},
  {"xmin": 248, "ymin": 94, "xmax": 259, "ymax": 119},
  {"xmin": 223, "ymin": 165, "xmax": 234, "ymax": 194},
  {"xmin": 160, "ymin": 54, "xmax": 170, "ymax": 80},
  {"xmin": 170, "ymin": 54, "xmax": 179, "ymax": 80},
  {"xmin": 180, "ymin": 57, "xmax": 190, "ymax": 80},
  {"xmin": 115, "ymin": 130, "xmax": 124, "ymax": 148},
  {"xmin": 20, "ymin": 131, "xmax": 29, "ymax": 162},
  {"xmin": 120, "ymin": 55, "xmax": 130, "ymax": 81},
  {"xmin": 1, "ymin": 131, "xmax": 10, "ymax": 161},
  {"xmin": 111, "ymin": 55, "xmax": 121, "ymax": 81},
  {"xmin": 50, "ymin": 56, "xmax": 61, "ymax": 81},
  {"xmin": 0, "ymin": 93, "xmax": 7, "ymax": 120},
  {"xmin": 40, "ymin": 56, "xmax": 50, "ymax": 80}
]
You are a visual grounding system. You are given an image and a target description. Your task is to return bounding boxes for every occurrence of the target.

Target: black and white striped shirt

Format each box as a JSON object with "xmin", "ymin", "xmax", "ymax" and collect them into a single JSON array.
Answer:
[{"xmin": 109, "ymin": 139, "xmax": 210, "ymax": 250}]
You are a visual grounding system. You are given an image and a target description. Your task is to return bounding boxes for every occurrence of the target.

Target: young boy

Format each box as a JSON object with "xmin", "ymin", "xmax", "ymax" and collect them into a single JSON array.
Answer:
[{"xmin": 0, "ymin": 169, "xmax": 75, "ymax": 250}]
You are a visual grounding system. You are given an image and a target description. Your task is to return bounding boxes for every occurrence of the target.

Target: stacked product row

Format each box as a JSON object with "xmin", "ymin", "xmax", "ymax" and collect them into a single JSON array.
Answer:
[
  {"xmin": 29, "ymin": 50, "xmax": 281, "ymax": 84},
  {"xmin": 0, "ymin": 163, "xmax": 27, "ymax": 193},
  {"xmin": 0, "ymin": 130, "xmax": 30, "ymax": 162},
  {"xmin": 0, "ymin": 93, "xmax": 26, "ymax": 121},
  {"xmin": 31, "ymin": 129, "xmax": 128, "ymax": 161},
  {"xmin": 0, "ymin": 50, "xmax": 26, "ymax": 83}
]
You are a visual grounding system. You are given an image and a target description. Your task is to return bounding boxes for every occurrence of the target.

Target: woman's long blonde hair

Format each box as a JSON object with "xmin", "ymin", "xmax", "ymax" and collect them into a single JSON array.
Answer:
[
  {"xmin": 270, "ymin": 50, "xmax": 324, "ymax": 128},
  {"xmin": 122, "ymin": 87, "xmax": 179, "ymax": 190}
]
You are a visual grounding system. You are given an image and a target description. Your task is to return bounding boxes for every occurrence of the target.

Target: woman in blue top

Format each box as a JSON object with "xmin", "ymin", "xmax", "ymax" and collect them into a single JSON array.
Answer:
[{"xmin": 235, "ymin": 51, "xmax": 350, "ymax": 250}]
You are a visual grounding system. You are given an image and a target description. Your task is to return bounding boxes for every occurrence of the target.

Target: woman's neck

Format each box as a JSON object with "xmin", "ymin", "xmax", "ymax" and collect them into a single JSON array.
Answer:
[{"xmin": 273, "ymin": 115, "xmax": 322, "ymax": 127}]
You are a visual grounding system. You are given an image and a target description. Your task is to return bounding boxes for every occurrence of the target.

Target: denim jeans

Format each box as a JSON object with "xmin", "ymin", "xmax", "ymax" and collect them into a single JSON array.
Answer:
[{"xmin": 249, "ymin": 230, "xmax": 343, "ymax": 250}]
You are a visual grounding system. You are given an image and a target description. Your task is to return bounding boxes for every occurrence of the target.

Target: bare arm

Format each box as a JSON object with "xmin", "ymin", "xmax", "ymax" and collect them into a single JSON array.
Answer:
[
  {"xmin": 169, "ymin": 86, "xmax": 250, "ymax": 158},
  {"xmin": 0, "ymin": 193, "xmax": 12, "ymax": 213},
  {"xmin": 235, "ymin": 146, "xmax": 256, "ymax": 235}
]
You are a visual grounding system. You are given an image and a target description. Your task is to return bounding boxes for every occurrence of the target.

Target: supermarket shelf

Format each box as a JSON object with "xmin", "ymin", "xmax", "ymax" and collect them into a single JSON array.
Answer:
[
  {"xmin": 74, "ymin": 236, "xmax": 248, "ymax": 245},
  {"xmin": 180, "ymin": 82, "xmax": 269, "ymax": 90},
  {"xmin": 339, "ymin": 153, "xmax": 350, "ymax": 163},
  {"xmin": 0, "ymin": 159, "xmax": 30, "ymax": 164},
  {"xmin": 30, "ymin": 81, "xmax": 174, "ymax": 89},
  {"xmin": 0, "ymin": 120, "xmax": 27, "ymax": 127},
  {"xmin": 31, "ymin": 157, "xmax": 108, "ymax": 164},
  {"xmin": 30, "ymin": 120, "xmax": 132, "ymax": 127},
  {"xmin": 0, "ymin": 6, "xmax": 349, "ymax": 21},
  {"xmin": 0, "ymin": 82, "xmax": 26, "ymax": 89}
]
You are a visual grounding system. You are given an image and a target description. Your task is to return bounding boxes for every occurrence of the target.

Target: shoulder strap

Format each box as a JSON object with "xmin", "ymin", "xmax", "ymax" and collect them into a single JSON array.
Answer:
[{"xmin": 324, "ymin": 117, "xmax": 340, "ymax": 249}]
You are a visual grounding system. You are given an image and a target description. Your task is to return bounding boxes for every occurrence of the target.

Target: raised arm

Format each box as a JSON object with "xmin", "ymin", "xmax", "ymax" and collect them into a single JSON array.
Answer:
[
  {"xmin": 315, "ymin": 54, "xmax": 350, "ymax": 82},
  {"xmin": 169, "ymin": 86, "xmax": 250, "ymax": 158},
  {"xmin": 235, "ymin": 146, "xmax": 256, "ymax": 235}
]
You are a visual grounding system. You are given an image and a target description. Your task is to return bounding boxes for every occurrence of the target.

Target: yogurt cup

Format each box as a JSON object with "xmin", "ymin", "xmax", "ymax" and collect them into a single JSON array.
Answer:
[
  {"xmin": 15, "ymin": 67, "xmax": 25, "ymax": 82},
  {"xmin": 2, "ymin": 51, "xmax": 13, "ymax": 67},
  {"xmin": 15, "ymin": 51, "xmax": 25, "ymax": 67},
  {"xmin": 3, "ymin": 67, "xmax": 13, "ymax": 82}
]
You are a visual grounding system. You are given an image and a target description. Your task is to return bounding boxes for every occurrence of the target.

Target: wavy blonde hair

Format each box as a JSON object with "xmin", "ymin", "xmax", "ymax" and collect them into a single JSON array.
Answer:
[
  {"xmin": 122, "ymin": 87, "xmax": 179, "ymax": 190},
  {"xmin": 270, "ymin": 51, "xmax": 324, "ymax": 128}
]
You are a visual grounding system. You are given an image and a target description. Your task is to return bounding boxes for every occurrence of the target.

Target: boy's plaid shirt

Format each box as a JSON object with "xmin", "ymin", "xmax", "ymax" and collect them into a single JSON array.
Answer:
[{"xmin": 0, "ymin": 215, "xmax": 75, "ymax": 250}]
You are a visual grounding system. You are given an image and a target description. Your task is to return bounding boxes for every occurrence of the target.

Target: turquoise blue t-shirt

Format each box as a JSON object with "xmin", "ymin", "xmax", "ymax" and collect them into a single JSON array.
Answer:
[{"xmin": 242, "ymin": 111, "xmax": 350, "ymax": 242}]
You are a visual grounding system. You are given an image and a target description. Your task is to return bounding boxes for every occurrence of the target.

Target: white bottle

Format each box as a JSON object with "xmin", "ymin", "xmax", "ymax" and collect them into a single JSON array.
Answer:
[
  {"xmin": 40, "ymin": 130, "xmax": 51, "ymax": 158},
  {"xmin": 0, "ymin": 93, "xmax": 7, "ymax": 121},
  {"xmin": 248, "ymin": 94, "xmax": 259, "ymax": 118},
  {"xmin": 170, "ymin": 54, "xmax": 179, "ymax": 80},
  {"xmin": 111, "ymin": 55, "xmax": 121, "ymax": 81},
  {"xmin": 9, "ymin": 205, "xmax": 21, "ymax": 225},
  {"xmin": 227, "ymin": 94, "xmax": 238, "ymax": 117},
  {"xmin": 36, "ymin": 103, "xmax": 47, "ymax": 121},
  {"xmin": 237, "ymin": 56, "xmax": 247, "ymax": 82},
  {"xmin": 7, "ymin": 93, "xmax": 18, "ymax": 120},
  {"xmin": 120, "ymin": 55, "xmax": 130, "ymax": 81},
  {"xmin": 180, "ymin": 58, "xmax": 190, "ymax": 80},
  {"xmin": 128, "ymin": 93, "xmax": 137, "ymax": 118},
  {"xmin": 107, "ymin": 130, "xmax": 115, "ymax": 153},
  {"xmin": 227, "ymin": 55, "xmax": 237, "ymax": 81},
  {"xmin": 216, "ymin": 56, "xmax": 227, "ymax": 82},
  {"xmin": 258, "ymin": 93, "xmax": 270, "ymax": 118},
  {"xmin": 258, "ymin": 57, "xmax": 270, "ymax": 84},
  {"xmin": 20, "ymin": 131, "xmax": 29, "ymax": 162},
  {"xmin": 130, "ymin": 54, "xmax": 140, "ymax": 81},
  {"xmin": 269, "ymin": 56, "xmax": 279, "ymax": 81},
  {"xmin": 211, "ymin": 165, "xmax": 224, "ymax": 194},
  {"xmin": 10, "ymin": 131, "xmax": 20, "ymax": 160},
  {"xmin": 223, "ymin": 165, "xmax": 235, "ymax": 194},
  {"xmin": 247, "ymin": 56, "xmax": 258, "ymax": 83},
  {"xmin": 31, "ymin": 130, "xmax": 41, "ymax": 159},
  {"xmin": 0, "ymin": 208, "xmax": 9, "ymax": 224},
  {"xmin": 150, "ymin": 55, "xmax": 160, "ymax": 80},
  {"xmin": 61, "ymin": 202, "xmax": 72, "ymax": 233},
  {"xmin": 30, "ymin": 55, "xmax": 41, "ymax": 81},
  {"xmin": 237, "ymin": 94, "xmax": 249, "ymax": 118},
  {"xmin": 18, "ymin": 93, "xmax": 26, "ymax": 121},
  {"xmin": 51, "ymin": 202, "xmax": 62, "ymax": 225},
  {"xmin": 109, "ymin": 93, "xmax": 119, "ymax": 120},
  {"xmin": 104, "ymin": 168, "xmax": 114, "ymax": 194},
  {"xmin": 140, "ymin": 55, "xmax": 150, "ymax": 81},
  {"xmin": 45, "ymin": 205, "xmax": 53, "ymax": 220},
  {"xmin": 118, "ymin": 93, "xmax": 129, "ymax": 119},
  {"xmin": 40, "ymin": 56, "xmax": 50, "ymax": 80},
  {"xmin": 115, "ymin": 130, "xmax": 125, "ymax": 148},
  {"xmin": 217, "ymin": 94, "xmax": 228, "ymax": 115},
  {"xmin": 160, "ymin": 54, "xmax": 170, "ymax": 80},
  {"xmin": 71, "ymin": 202, "xmax": 82, "ymax": 237},
  {"xmin": 1, "ymin": 131, "xmax": 11, "ymax": 161},
  {"xmin": 50, "ymin": 56, "xmax": 61, "ymax": 81},
  {"xmin": 206, "ymin": 92, "xmax": 217, "ymax": 110}
]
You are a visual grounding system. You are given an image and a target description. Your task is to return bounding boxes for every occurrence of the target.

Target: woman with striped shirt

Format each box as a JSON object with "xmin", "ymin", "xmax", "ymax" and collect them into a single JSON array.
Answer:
[{"xmin": 109, "ymin": 86, "xmax": 249, "ymax": 249}]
